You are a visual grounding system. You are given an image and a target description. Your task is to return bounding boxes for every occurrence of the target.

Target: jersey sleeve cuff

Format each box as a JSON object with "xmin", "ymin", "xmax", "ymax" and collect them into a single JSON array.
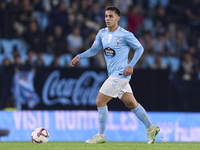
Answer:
[
  {"xmin": 77, "ymin": 54, "xmax": 81, "ymax": 59},
  {"xmin": 128, "ymin": 64, "xmax": 134, "ymax": 68}
]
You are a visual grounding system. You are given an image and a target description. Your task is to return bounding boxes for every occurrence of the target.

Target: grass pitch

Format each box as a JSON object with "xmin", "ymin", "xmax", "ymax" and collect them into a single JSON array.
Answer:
[{"xmin": 0, "ymin": 142, "xmax": 200, "ymax": 150}]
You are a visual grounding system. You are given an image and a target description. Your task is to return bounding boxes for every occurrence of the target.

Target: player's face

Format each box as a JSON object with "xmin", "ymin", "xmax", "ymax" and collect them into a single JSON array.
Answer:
[{"xmin": 105, "ymin": 10, "xmax": 120, "ymax": 29}]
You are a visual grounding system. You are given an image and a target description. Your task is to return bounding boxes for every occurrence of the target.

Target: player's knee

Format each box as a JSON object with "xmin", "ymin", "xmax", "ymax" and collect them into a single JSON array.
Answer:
[
  {"xmin": 124, "ymin": 103, "xmax": 132, "ymax": 110},
  {"xmin": 125, "ymin": 101, "xmax": 137, "ymax": 110},
  {"xmin": 96, "ymin": 99, "xmax": 104, "ymax": 107}
]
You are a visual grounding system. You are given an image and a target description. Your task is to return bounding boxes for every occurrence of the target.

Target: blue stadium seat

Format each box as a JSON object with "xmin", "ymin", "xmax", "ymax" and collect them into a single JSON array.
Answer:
[
  {"xmin": 144, "ymin": 55, "xmax": 155, "ymax": 68},
  {"xmin": 11, "ymin": 39, "xmax": 28, "ymax": 62},
  {"xmin": 59, "ymin": 54, "xmax": 72, "ymax": 67},
  {"xmin": 34, "ymin": 12, "xmax": 49, "ymax": 32},
  {"xmin": 20, "ymin": 54, "xmax": 28, "ymax": 63},
  {"xmin": 168, "ymin": 56, "xmax": 180, "ymax": 73},
  {"xmin": 143, "ymin": 18, "xmax": 154, "ymax": 31},
  {"xmin": 161, "ymin": 56, "xmax": 169, "ymax": 66},
  {"xmin": 43, "ymin": 53, "xmax": 54, "ymax": 66},
  {"xmin": 160, "ymin": 0, "xmax": 170, "ymax": 8},
  {"xmin": 148, "ymin": 0, "xmax": 169, "ymax": 9},
  {"xmin": 78, "ymin": 58, "xmax": 90, "ymax": 68},
  {"xmin": 0, "ymin": 39, "xmax": 28, "ymax": 62},
  {"xmin": 11, "ymin": 39, "xmax": 28, "ymax": 55},
  {"xmin": 148, "ymin": 0, "xmax": 158, "ymax": 9},
  {"xmin": 0, "ymin": 39, "xmax": 13, "ymax": 60},
  {"xmin": 119, "ymin": 16, "xmax": 128, "ymax": 29}
]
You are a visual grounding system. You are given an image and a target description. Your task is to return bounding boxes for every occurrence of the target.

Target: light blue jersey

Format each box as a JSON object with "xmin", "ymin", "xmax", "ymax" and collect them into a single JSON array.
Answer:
[{"xmin": 77, "ymin": 26, "xmax": 144, "ymax": 79}]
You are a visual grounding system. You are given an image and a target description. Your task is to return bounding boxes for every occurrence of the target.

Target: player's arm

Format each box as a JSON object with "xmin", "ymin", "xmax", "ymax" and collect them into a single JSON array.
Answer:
[
  {"xmin": 123, "ymin": 32, "xmax": 144, "ymax": 76},
  {"xmin": 70, "ymin": 31, "xmax": 103, "ymax": 67}
]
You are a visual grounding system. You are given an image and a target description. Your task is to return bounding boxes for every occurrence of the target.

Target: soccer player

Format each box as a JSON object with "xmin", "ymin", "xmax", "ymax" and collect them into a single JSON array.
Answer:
[{"xmin": 70, "ymin": 6, "xmax": 160, "ymax": 144}]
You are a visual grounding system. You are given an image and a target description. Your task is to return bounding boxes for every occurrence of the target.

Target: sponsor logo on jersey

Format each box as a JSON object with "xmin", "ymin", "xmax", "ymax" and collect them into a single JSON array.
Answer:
[{"xmin": 104, "ymin": 47, "xmax": 116, "ymax": 58}]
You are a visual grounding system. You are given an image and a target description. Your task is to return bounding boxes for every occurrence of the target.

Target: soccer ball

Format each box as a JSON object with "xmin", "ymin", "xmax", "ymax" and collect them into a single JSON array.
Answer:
[{"xmin": 31, "ymin": 127, "xmax": 49, "ymax": 143}]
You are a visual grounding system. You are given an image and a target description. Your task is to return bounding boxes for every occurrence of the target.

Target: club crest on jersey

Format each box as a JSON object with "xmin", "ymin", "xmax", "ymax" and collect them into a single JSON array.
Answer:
[
  {"xmin": 104, "ymin": 47, "xmax": 116, "ymax": 58},
  {"xmin": 116, "ymin": 38, "xmax": 121, "ymax": 45}
]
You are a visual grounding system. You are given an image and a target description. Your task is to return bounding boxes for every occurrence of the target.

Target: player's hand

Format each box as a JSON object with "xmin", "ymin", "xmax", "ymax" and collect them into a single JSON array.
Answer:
[
  {"xmin": 123, "ymin": 66, "xmax": 133, "ymax": 76},
  {"xmin": 70, "ymin": 56, "xmax": 80, "ymax": 67}
]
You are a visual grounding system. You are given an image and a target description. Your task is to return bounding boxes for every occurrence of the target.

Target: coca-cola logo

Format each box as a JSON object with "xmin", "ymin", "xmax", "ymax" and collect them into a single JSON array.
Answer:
[{"xmin": 42, "ymin": 70, "xmax": 107, "ymax": 106}]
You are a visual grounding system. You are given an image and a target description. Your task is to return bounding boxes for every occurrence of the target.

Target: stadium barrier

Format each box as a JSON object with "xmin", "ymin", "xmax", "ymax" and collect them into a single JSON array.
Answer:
[
  {"xmin": 0, "ymin": 66, "xmax": 200, "ymax": 111},
  {"xmin": 0, "ymin": 110, "xmax": 200, "ymax": 142},
  {"xmin": 0, "ymin": 66, "xmax": 170, "ymax": 111}
]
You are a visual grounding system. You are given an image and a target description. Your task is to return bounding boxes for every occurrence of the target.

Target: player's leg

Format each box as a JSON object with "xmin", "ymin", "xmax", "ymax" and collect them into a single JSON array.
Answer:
[
  {"xmin": 96, "ymin": 92, "xmax": 112, "ymax": 135},
  {"xmin": 85, "ymin": 92, "xmax": 112, "ymax": 144},
  {"xmin": 118, "ymin": 84, "xmax": 160, "ymax": 144},
  {"xmin": 120, "ymin": 92, "xmax": 153, "ymax": 128},
  {"xmin": 86, "ymin": 76, "xmax": 129, "ymax": 144},
  {"xmin": 97, "ymin": 76, "xmax": 130, "ymax": 136}
]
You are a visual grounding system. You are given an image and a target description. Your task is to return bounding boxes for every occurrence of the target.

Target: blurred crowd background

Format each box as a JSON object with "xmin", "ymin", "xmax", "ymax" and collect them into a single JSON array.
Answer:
[
  {"xmin": 0, "ymin": 0, "xmax": 200, "ymax": 140},
  {"xmin": 0, "ymin": 0, "xmax": 200, "ymax": 80}
]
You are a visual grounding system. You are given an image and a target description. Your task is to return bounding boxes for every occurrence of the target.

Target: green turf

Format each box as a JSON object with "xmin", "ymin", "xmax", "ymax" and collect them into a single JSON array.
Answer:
[{"xmin": 0, "ymin": 142, "xmax": 200, "ymax": 150}]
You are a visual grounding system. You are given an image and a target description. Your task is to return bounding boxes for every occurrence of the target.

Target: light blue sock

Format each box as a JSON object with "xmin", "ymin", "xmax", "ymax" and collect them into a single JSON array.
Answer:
[
  {"xmin": 98, "ymin": 106, "xmax": 108, "ymax": 134},
  {"xmin": 131, "ymin": 104, "xmax": 152, "ymax": 129}
]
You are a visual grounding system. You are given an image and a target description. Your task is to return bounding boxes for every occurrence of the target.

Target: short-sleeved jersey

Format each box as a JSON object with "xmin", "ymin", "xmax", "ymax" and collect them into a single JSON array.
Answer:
[{"xmin": 78, "ymin": 26, "xmax": 143, "ymax": 79}]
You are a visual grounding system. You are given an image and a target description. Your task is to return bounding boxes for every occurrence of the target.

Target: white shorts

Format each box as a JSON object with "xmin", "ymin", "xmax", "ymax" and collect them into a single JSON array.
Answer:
[{"xmin": 99, "ymin": 76, "xmax": 133, "ymax": 99}]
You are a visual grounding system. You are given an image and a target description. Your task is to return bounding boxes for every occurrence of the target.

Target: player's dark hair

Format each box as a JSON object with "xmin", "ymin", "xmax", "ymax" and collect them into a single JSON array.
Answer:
[{"xmin": 105, "ymin": 6, "xmax": 120, "ymax": 16}]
